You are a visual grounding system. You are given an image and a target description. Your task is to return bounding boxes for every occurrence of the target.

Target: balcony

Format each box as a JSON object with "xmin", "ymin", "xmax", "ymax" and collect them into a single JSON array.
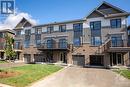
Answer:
[
  {"xmin": 37, "ymin": 42, "xmax": 70, "ymax": 51},
  {"xmin": 14, "ymin": 45, "xmax": 23, "ymax": 52},
  {"xmin": 100, "ymin": 39, "xmax": 130, "ymax": 53}
]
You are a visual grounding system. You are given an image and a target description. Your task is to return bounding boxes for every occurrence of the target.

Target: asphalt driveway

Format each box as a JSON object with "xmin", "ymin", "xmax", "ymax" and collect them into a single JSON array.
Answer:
[{"xmin": 30, "ymin": 67, "xmax": 130, "ymax": 87}]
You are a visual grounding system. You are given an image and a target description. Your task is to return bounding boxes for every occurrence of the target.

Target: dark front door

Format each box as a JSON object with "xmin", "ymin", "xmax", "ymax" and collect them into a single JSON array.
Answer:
[
  {"xmin": 46, "ymin": 52, "xmax": 53, "ymax": 62},
  {"xmin": 110, "ymin": 53, "xmax": 123, "ymax": 66},
  {"xmin": 90, "ymin": 55, "xmax": 104, "ymax": 66},
  {"xmin": 60, "ymin": 52, "xmax": 67, "ymax": 63}
]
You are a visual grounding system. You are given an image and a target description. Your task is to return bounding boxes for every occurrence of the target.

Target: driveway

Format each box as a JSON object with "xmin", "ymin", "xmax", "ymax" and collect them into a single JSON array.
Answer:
[{"xmin": 30, "ymin": 67, "xmax": 130, "ymax": 87}]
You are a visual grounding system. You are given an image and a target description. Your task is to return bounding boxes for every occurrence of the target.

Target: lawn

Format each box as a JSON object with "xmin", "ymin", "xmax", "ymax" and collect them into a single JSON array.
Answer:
[
  {"xmin": 0, "ymin": 64, "xmax": 62, "ymax": 87},
  {"xmin": 114, "ymin": 69, "xmax": 130, "ymax": 79},
  {"xmin": 0, "ymin": 60, "xmax": 8, "ymax": 64}
]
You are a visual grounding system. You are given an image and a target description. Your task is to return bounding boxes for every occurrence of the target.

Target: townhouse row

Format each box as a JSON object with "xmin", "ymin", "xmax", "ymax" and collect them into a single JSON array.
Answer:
[{"xmin": 0, "ymin": 1, "xmax": 130, "ymax": 68}]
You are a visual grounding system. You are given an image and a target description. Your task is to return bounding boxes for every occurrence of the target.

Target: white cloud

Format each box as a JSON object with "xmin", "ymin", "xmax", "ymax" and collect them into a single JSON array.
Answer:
[{"xmin": 0, "ymin": 10, "xmax": 38, "ymax": 30}]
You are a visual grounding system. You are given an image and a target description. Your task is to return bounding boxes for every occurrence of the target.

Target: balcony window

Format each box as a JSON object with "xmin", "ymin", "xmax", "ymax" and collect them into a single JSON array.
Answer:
[
  {"xmin": 59, "ymin": 39, "xmax": 67, "ymax": 48},
  {"xmin": 90, "ymin": 21, "xmax": 101, "ymax": 30},
  {"xmin": 46, "ymin": 39, "xmax": 53, "ymax": 48},
  {"xmin": 59, "ymin": 25, "xmax": 66, "ymax": 32},
  {"xmin": 111, "ymin": 37, "xmax": 123, "ymax": 47},
  {"xmin": 47, "ymin": 26, "xmax": 53, "ymax": 33},
  {"xmin": 111, "ymin": 19, "xmax": 121, "ymax": 28},
  {"xmin": 91, "ymin": 37, "xmax": 101, "ymax": 46}
]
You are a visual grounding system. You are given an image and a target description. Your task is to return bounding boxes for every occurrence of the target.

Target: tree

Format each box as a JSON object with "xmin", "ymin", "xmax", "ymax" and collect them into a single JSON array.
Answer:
[{"xmin": 4, "ymin": 33, "xmax": 16, "ymax": 62}]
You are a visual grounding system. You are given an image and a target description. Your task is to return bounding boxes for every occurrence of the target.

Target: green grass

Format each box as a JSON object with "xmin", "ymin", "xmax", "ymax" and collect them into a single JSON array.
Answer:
[
  {"xmin": 114, "ymin": 69, "xmax": 130, "ymax": 79},
  {"xmin": 0, "ymin": 64, "xmax": 62, "ymax": 87},
  {"xmin": 0, "ymin": 60, "xmax": 8, "ymax": 64}
]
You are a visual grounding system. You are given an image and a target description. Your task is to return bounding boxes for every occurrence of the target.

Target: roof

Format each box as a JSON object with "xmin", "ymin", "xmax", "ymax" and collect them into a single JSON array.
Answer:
[
  {"xmin": 0, "ymin": 29, "xmax": 15, "ymax": 34},
  {"xmin": 14, "ymin": 17, "xmax": 34, "ymax": 29},
  {"xmin": 85, "ymin": 1, "xmax": 130, "ymax": 18},
  {"xmin": 33, "ymin": 19, "xmax": 86, "ymax": 27}
]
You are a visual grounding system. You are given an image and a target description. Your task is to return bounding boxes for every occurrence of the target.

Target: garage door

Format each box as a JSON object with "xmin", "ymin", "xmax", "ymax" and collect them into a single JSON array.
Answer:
[
  {"xmin": 72, "ymin": 55, "xmax": 85, "ymax": 66},
  {"xmin": 90, "ymin": 55, "xmax": 104, "ymax": 66},
  {"xmin": 24, "ymin": 54, "xmax": 31, "ymax": 63}
]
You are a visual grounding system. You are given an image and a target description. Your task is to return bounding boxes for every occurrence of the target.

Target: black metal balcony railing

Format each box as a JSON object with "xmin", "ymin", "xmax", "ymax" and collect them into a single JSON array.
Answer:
[{"xmin": 37, "ymin": 42, "xmax": 70, "ymax": 50}]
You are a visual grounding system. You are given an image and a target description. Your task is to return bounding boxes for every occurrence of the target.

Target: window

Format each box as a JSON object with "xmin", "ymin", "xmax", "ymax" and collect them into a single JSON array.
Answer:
[
  {"xmin": 35, "ymin": 34, "xmax": 41, "ymax": 46},
  {"xmin": 73, "ymin": 23, "xmax": 83, "ymax": 32},
  {"xmin": 15, "ymin": 42, "xmax": 20, "ymax": 49},
  {"xmin": 111, "ymin": 19, "xmax": 121, "ymax": 28},
  {"xmin": 111, "ymin": 36, "xmax": 123, "ymax": 47},
  {"xmin": 47, "ymin": 26, "xmax": 53, "ymax": 33},
  {"xmin": 47, "ymin": 39, "xmax": 53, "ymax": 48},
  {"xmin": 36, "ymin": 28, "xmax": 42, "ymax": 34},
  {"xmin": 24, "ymin": 41, "xmax": 30, "ymax": 48},
  {"xmin": 59, "ymin": 39, "xmax": 67, "ymax": 48},
  {"xmin": 25, "ymin": 29, "xmax": 31, "ymax": 35},
  {"xmin": 59, "ymin": 25, "xmax": 66, "ymax": 32},
  {"xmin": 128, "ymin": 30, "xmax": 130, "ymax": 35},
  {"xmin": 91, "ymin": 37, "xmax": 101, "ymax": 46},
  {"xmin": 0, "ymin": 32, "xmax": 4, "ymax": 38},
  {"xmin": 16, "ymin": 30, "xmax": 21, "ymax": 36},
  {"xmin": 73, "ymin": 38, "xmax": 81, "ymax": 46},
  {"xmin": 90, "ymin": 21, "xmax": 101, "ymax": 30}
]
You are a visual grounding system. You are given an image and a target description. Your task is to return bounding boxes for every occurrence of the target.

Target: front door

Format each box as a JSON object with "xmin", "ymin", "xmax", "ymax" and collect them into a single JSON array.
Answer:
[
  {"xmin": 46, "ymin": 52, "xmax": 53, "ymax": 62},
  {"xmin": 60, "ymin": 52, "xmax": 67, "ymax": 63},
  {"xmin": 110, "ymin": 53, "xmax": 123, "ymax": 66},
  {"xmin": 117, "ymin": 53, "xmax": 123, "ymax": 65}
]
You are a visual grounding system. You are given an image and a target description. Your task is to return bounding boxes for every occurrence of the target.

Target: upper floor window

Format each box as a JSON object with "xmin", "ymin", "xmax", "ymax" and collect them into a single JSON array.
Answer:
[
  {"xmin": 25, "ymin": 29, "xmax": 31, "ymax": 35},
  {"xmin": 36, "ymin": 28, "xmax": 42, "ymax": 34},
  {"xmin": 110, "ymin": 19, "xmax": 121, "ymax": 28},
  {"xmin": 16, "ymin": 30, "xmax": 21, "ymax": 36},
  {"xmin": 59, "ymin": 25, "xmax": 66, "ymax": 32},
  {"xmin": 47, "ymin": 26, "xmax": 53, "ymax": 33},
  {"xmin": 73, "ymin": 23, "xmax": 83, "ymax": 32},
  {"xmin": 90, "ymin": 21, "xmax": 101, "ymax": 30},
  {"xmin": 46, "ymin": 39, "xmax": 53, "ymax": 48}
]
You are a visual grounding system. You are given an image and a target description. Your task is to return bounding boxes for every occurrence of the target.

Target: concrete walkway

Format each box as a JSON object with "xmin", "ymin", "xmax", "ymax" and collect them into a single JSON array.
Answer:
[{"xmin": 30, "ymin": 67, "xmax": 130, "ymax": 87}]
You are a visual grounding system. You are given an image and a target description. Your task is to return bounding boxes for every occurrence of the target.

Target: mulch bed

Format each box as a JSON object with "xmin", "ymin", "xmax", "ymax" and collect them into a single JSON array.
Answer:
[{"xmin": 0, "ymin": 70, "xmax": 20, "ymax": 78}]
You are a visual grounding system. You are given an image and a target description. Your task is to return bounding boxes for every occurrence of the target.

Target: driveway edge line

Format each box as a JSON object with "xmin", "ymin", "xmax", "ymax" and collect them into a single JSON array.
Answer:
[{"xmin": 27, "ymin": 66, "xmax": 68, "ymax": 87}]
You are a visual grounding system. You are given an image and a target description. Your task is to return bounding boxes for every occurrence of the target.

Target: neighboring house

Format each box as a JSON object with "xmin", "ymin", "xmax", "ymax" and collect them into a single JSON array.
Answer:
[
  {"xmin": 0, "ymin": 29, "xmax": 15, "ymax": 59},
  {"xmin": 13, "ymin": 1, "xmax": 130, "ymax": 68}
]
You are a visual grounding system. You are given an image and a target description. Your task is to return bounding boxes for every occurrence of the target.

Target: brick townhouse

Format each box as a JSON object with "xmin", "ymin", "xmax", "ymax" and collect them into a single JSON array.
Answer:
[{"xmin": 9, "ymin": 1, "xmax": 130, "ymax": 68}]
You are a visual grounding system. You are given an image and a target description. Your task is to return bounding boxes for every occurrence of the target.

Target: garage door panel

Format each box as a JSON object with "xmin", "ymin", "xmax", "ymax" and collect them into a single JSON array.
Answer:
[{"xmin": 73, "ymin": 55, "xmax": 85, "ymax": 66}]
